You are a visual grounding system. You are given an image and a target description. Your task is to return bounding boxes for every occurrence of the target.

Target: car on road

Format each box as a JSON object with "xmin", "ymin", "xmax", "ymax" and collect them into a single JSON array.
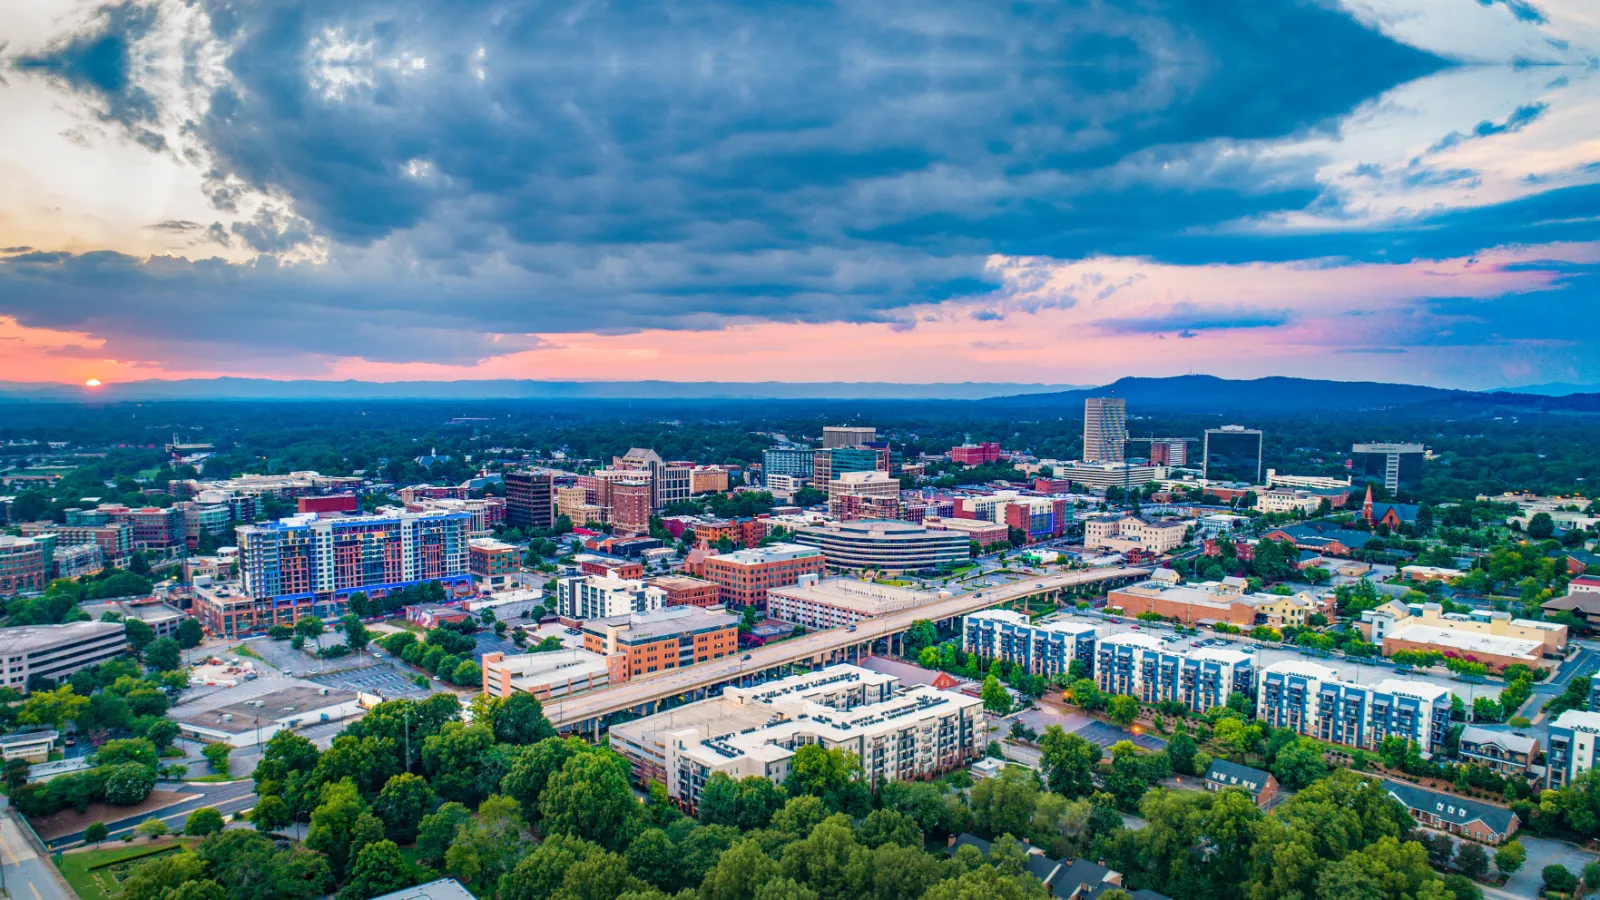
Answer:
[
  {"xmin": 846, "ymin": 624, "xmax": 857, "ymax": 632},
  {"xmin": 742, "ymin": 653, "xmax": 753, "ymax": 661}
]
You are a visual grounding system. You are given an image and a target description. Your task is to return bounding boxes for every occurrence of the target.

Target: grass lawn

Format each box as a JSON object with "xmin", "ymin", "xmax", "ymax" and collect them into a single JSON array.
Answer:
[
  {"xmin": 233, "ymin": 644, "xmax": 265, "ymax": 661},
  {"xmin": 57, "ymin": 839, "xmax": 196, "ymax": 900},
  {"xmin": 183, "ymin": 774, "xmax": 238, "ymax": 783}
]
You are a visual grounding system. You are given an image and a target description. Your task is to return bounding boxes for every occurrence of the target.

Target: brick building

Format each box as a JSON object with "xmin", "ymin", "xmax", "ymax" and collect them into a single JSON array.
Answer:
[
  {"xmin": 701, "ymin": 543, "xmax": 827, "ymax": 610},
  {"xmin": 649, "ymin": 575, "xmax": 722, "ymax": 608}
]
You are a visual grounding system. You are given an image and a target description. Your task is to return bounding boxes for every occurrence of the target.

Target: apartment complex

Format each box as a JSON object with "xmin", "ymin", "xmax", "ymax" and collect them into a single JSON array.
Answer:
[
  {"xmin": 504, "ymin": 470, "xmax": 555, "ymax": 530},
  {"xmin": 555, "ymin": 573, "xmax": 666, "ymax": 620},
  {"xmin": 767, "ymin": 575, "xmax": 939, "ymax": 631},
  {"xmin": 1083, "ymin": 514, "xmax": 1188, "ymax": 555},
  {"xmin": 791, "ymin": 520, "xmax": 968, "ymax": 572},
  {"xmin": 236, "ymin": 510, "xmax": 473, "ymax": 604},
  {"xmin": 604, "ymin": 479, "xmax": 653, "ymax": 536},
  {"xmin": 762, "ymin": 449, "xmax": 817, "ymax": 485},
  {"xmin": 611, "ymin": 664, "xmax": 983, "ymax": 810},
  {"xmin": 0, "ymin": 622, "xmax": 130, "ymax": 692},
  {"xmin": 1547, "ymin": 710, "xmax": 1600, "ymax": 789},
  {"xmin": 581, "ymin": 606, "xmax": 739, "ymax": 679},
  {"xmin": 962, "ymin": 610, "xmax": 1098, "ymax": 680},
  {"xmin": 18, "ymin": 522, "xmax": 133, "ymax": 566},
  {"xmin": 1095, "ymin": 633, "xmax": 1255, "ymax": 713},
  {"xmin": 1258, "ymin": 660, "xmax": 1453, "ymax": 756},
  {"xmin": 701, "ymin": 544, "xmax": 828, "ymax": 609},
  {"xmin": 952, "ymin": 491, "xmax": 1071, "ymax": 542},
  {"xmin": 1456, "ymin": 726, "xmax": 1537, "ymax": 777},
  {"xmin": 0, "ymin": 535, "xmax": 48, "ymax": 597}
]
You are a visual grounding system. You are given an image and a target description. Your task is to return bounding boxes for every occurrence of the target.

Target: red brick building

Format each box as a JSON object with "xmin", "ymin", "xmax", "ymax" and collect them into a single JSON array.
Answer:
[
  {"xmin": 649, "ymin": 575, "xmax": 722, "ymax": 608},
  {"xmin": 949, "ymin": 443, "xmax": 1002, "ymax": 466},
  {"xmin": 298, "ymin": 494, "xmax": 359, "ymax": 514},
  {"xmin": 701, "ymin": 544, "xmax": 827, "ymax": 610}
]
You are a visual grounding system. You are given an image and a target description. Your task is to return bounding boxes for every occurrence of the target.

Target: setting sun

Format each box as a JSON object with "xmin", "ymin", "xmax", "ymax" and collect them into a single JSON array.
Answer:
[{"xmin": 84, "ymin": 378, "xmax": 102, "ymax": 387}]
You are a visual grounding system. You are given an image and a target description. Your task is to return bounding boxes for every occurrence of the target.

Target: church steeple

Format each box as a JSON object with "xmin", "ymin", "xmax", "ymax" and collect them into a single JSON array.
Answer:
[{"xmin": 1362, "ymin": 484, "xmax": 1375, "ymax": 525}]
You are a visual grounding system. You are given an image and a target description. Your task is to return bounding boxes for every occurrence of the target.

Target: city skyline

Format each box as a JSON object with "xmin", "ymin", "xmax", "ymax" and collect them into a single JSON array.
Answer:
[{"xmin": 1, "ymin": 0, "xmax": 1598, "ymax": 389}]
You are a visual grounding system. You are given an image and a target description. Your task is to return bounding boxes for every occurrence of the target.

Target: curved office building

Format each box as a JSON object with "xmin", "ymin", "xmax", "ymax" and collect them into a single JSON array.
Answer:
[{"xmin": 792, "ymin": 520, "xmax": 969, "ymax": 572}]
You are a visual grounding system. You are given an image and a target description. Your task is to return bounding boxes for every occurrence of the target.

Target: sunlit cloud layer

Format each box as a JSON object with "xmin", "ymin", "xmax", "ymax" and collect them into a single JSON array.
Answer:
[{"xmin": 1, "ymin": 0, "xmax": 1597, "ymax": 389}]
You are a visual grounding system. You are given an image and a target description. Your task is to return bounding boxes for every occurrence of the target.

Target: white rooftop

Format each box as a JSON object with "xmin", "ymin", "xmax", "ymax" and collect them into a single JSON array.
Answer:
[
  {"xmin": 1262, "ymin": 659, "xmax": 1342, "ymax": 681},
  {"xmin": 1189, "ymin": 647, "xmax": 1253, "ymax": 666},
  {"xmin": 1554, "ymin": 710, "xmax": 1600, "ymax": 733},
  {"xmin": 1386, "ymin": 624, "xmax": 1543, "ymax": 660},
  {"xmin": 1369, "ymin": 679, "xmax": 1454, "ymax": 703},
  {"xmin": 1099, "ymin": 632, "xmax": 1168, "ymax": 652},
  {"xmin": 711, "ymin": 543, "xmax": 822, "ymax": 565}
]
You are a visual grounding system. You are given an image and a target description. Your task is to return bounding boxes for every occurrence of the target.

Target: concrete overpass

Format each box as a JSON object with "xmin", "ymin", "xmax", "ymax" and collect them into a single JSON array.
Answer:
[{"xmin": 543, "ymin": 566, "xmax": 1150, "ymax": 734}]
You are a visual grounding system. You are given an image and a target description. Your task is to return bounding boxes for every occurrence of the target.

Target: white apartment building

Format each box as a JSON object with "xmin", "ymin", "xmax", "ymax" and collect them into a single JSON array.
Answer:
[
  {"xmin": 614, "ymin": 664, "xmax": 984, "ymax": 810},
  {"xmin": 0, "ymin": 622, "xmax": 130, "ymax": 692},
  {"xmin": 1267, "ymin": 470, "xmax": 1352, "ymax": 490},
  {"xmin": 1548, "ymin": 710, "xmax": 1600, "ymax": 789},
  {"xmin": 764, "ymin": 473, "xmax": 806, "ymax": 501},
  {"xmin": 555, "ymin": 573, "xmax": 665, "ymax": 620},
  {"xmin": 962, "ymin": 610, "xmax": 1098, "ymax": 680},
  {"xmin": 1093, "ymin": 633, "xmax": 1255, "ymax": 713},
  {"xmin": 1083, "ymin": 514, "xmax": 1189, "ymax": 554},
  {"xmin": 1257, "ymin": 660, "xmax": 1453, "ymax": 756}
]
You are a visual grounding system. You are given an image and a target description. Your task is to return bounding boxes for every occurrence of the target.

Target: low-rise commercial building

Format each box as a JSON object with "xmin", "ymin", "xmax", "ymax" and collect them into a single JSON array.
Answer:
[
  {"xmin": 920, "ymin": 515, "xmax": 1010, "ymax": 547},
  {"xmin": 611, "ymin": 664, "xmax": 984, "ymax": 810},
  {"xmin": 0, "ymin": 730, "xmax": 59, "ymax": 763},
  {"xmin": 1382, "ymin": 625, "xmax": 1551, "ymax": 674},
  {"xmin": 468, "ymin": 538, "xmax": 520, "ymax": 590},
  {"xmin": 962, "ymin": 610, "xmax": 1098, "ymax": 680},
  {"xmin": 581, "ymin": 606, "xmax": 739, "ymax": 680},
  {"xmin": 555, "ymin": 574, "xmax": 665, "ymax": 620},
  {"xmin": 171, "ymin": 684, "xmax": 364, "ymax": 747},
  {"xmin": 791, "ymin": 521, "xmax": 968, "ymax": 572},
  {"xmin": 767, "ymin": 575, "xmax": 940, "ymax": 631},
  {"xmin": 1083, "ymin": 515, "xmax": 1188, "ymax": 555},
  {"xmin": 649, "ymin": 575, "xmax": 722, "ymax": 608},
  {"xmin": 1107, "ymin": 578, "xmax": 1262, "ymax": 627},
  {"xmin": 1402, "ymin": 565, "xmax": 1465, "ymax": 583},
  {"xmin": 1358, "ymin": 600, "xmax": 1566, "ymax": 658},
  {"xmin": 0, "ymin": 622, "xmax": 129, "ymax": 691},
  {"xmin": 481, "ymin": 649, "xmax": 614, "ymax": 700},
  {"xmin": 701, "ymin": 544, "xmax": 828, "ymax": 610},
  {"xmin": 1095, "ymin": 634, "xmax": 1255, "ymax": 713},
  {"xmin": 1258, "ymin": 660, "xmax": 1453, "ymax": 757},
  {"xmin": 1255, "ymin": 489, "xmax": 1326, "ymax": 516},
  {"xmin": 1385, "ymin": 780, "xmax": 1519, "ymax": 844},
  {"xmin": 1048, "ymin": 461, "xmax": 1169, "ymax": 494},
  {"xmin": 81, "ymin": 599, "xmax": 186, "ymax": 639}
]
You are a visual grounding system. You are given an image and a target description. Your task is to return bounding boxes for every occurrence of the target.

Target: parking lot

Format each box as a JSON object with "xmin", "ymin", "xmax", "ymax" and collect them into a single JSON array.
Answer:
[
  {"xmin": 305, "ymin": 661, "xmax": 432, "ymax": 699},
  {"xmin": 1009, "ymin": 706, "xmax": 1167, "ymax": 752}
]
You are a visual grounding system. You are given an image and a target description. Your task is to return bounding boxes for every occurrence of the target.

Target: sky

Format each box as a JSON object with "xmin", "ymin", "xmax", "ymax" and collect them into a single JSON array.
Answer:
[{"xmin": 1, "ymin": 0, "xmax": 1598, "ymax": 390}]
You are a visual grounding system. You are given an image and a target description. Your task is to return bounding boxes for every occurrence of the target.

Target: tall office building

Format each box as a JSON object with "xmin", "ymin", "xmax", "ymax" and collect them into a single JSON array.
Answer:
[
  {"xmin": 1082, "ymin": 398, "xmax": 1127, "ymax": 463},
  {"xmin": 504, "ymin": 470, "xmax": 555, "ymax": 530},
  {"xmin": 614, "ymin": 448, "xmax": 692, "ymax": 510},
  {"xmin": 762, "ymin": 449, "xmax": 817, "ymax": 485},
  {"xmin": 822, "ymin": 426, "xmax": 877, "ymax": 449},
  {"xmin": 1148, "ymin": 440, "xmax": 1187, "ymax": 467},
  {"xmin": 1351, "ymin": 443, "xmax": 1425, "ymax": 494},
  {"xmin": 1203, "ymin": 426, "xmax": 1264, "ymax": 484}
]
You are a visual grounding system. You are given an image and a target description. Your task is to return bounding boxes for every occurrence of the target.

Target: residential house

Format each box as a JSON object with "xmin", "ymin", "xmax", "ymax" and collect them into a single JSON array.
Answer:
[{"xmin": 1203, "ymin": 758, "xmax": 1278, "ymax": 806}]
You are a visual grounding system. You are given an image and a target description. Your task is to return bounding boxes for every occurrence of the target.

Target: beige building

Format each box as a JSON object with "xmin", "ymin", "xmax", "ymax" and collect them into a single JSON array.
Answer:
[
  {"xmin": 612, "ymin": 664, "xmax": 984, "ymax": 810},
  {"xmin": 1255, "ymin": 489, "xmax": 1324, "ymax": 515},
  {"xmin": 480, "ymin": 649, "xmax": 616, "ymax": 700},
  {"xmin": 689, "ymin": 466, "xmax": 731, "ymax": 494},
  {"xmin": 556, "ymin": 485, "xmax": 608, "ymax": 526},
  {"xmin": 1358, "ymin": 601, "xmax": 1566, "ymax": 657},
  {"xmin": 766, "ymin": 575, "xmax": 941, "ymax": 630},
  {"xmin": 1083, "ymin": 514, "xmax": 1188, "ymax": 555}
]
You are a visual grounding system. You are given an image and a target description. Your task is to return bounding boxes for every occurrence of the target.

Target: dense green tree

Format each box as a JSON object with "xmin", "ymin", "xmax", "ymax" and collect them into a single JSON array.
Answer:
[
  {"xmin": 700, "ymin": 773, "xmax": 789, "ymax": 831},
  {"xmin": 252, "ymin": 794, "xmax": 291, "ymax": 833},
  {"xmin": 123, "ymin": 617, "xmax": 156, "ymax": 652},
  {"xmin": 185, "ymin": 807, "xmax": 226, "ymax": 836},
  {"xmin": 1107, "ymin": 695, "xmax": 1139, "ymax": 727},
  {"xmin": 447, "ymin": 794, "xmax": 526, "ymax": 888},
  {"xmin": 195, "ymin": 829, "xmax": 331, "ymax": 900},
  {"xmin": 1495, "ymin": 839, "xmax": 1527, "ymax": 876},
  {"xmin": 339, "ymin": 840, "xmax": 413, "ymax": 900},
  {"xmin": 488, "ymin": 691, "xmax": 558, "ymax": 745},
  {"xmin": 970, "ymin": 766, "xmax": 1038, "ymax": 839},
  {"xmin": 202, "ymin": 741, "xmax": 232, "ymax": 776},
  {"xmin": 1039, "ymin": 726, "xmax": 1101, "ymax": 797},
  {"xmin": 981, "ymin": 675, "xmax": 1012, "ymax": 715},
  {"xmin": 1271, "ymin": 738, "xmax": 1329, "ymax": 790},
  {"xmin": 500, "ymin": 736, "xmax": 591, "ymax": 814},
  {"xmin": 421, "ymin": 721, "xmax": 496, "ymax": 806},
  {"xmin": 143, "ymin": 637, "xmax": 182, "ymax": 672},
  {"xmin": 1455, "ymin": 841, "xmax": 1490, "ymax": 880},
  {"xmin": 856, "ymin": 808, "xmax": 921, "ymax": 849},
  {"xmin": 416, "ymin": 801, "xmax": 472, "ymax": 867},
  {"xmin": 372, "ymin": 773, "xmax": 433, "ymax": 843},
  {"xmin": 177, "ymin": 617, "xmax": 204, "ymax": 648},
  {"xmin": 306, "ymin": 779, "xmax": 369, "ymax": 878},
  {"xmin": 103, "ymin": 762, "xmax": 157, "ymax": 806},
  {"xmin": 540, "ymin": 748, "xmax": 643, "ymax": 851},
  {"xmin": 498, "ymin": 833, "xmax": 609, "ymax": 900},
  {"xmin": 782, "ymin": 746, "xmax": 870, "ymax": 817},
  {"xmin": 121, "ymin": 853, "xmax": 209, "ymax": 900}
]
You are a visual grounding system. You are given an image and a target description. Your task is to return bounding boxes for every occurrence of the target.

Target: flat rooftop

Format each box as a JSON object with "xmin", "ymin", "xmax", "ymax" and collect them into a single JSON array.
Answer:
[
  {"xmin": 709, "ymin": 543, "xmax": 823, "ymax": 565},
  {"xmin": 172, "ymin": 684, "xmax": 359, "ymax": 734},
  {"xmin": 767, "ymin": 577, "xmax": 940, "ymax": 615},
  {"xmin": 584, "ymin": 605, "xmax": 738, "ymax": 641},
  {"xmin": 0, "ymin": 621, "xmax": 124, "ymax": 654},
  {"xmin": 1386, "ymin": 624, "xmax": 1544, "ymax": 660}
]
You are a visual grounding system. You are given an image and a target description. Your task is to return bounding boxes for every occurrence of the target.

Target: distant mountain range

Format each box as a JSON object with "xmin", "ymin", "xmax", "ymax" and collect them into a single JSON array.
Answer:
[
  {"xmin": 1496, "ymin": 382, "xmax": 1600, "ymax": 397},
  {"xmin": 0, "ymin": 378, "xmax": 1090, "ymax": 402},
  {"xmin": 2, "ymin": 374, "xmax": 1597, "ymax": 416}
]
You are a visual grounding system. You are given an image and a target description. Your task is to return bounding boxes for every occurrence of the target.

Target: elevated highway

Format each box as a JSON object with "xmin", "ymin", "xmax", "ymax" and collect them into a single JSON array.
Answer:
[{"xmin": 544, "ymin": 566, "xmax": 1149, "ymax": 732}]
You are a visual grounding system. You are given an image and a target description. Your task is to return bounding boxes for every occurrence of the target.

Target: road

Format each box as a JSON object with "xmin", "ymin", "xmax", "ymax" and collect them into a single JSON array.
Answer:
[
  {"xmin": 0, "ymin": 802, "xmax": 74, "ymax": 900},
  {"xmin": 542, "ymin": 566, "xmax": 1149, "ymax": 727},
  {"xmin": 43, "ymin": 780, "xmax": 259, "ymax": 850}
]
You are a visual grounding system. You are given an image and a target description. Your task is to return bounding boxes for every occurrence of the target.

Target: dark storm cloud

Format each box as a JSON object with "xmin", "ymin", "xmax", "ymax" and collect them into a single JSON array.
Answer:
[{"xmin": 3, "ymin": 0, "xmax": 1597, "ymax": 370}]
